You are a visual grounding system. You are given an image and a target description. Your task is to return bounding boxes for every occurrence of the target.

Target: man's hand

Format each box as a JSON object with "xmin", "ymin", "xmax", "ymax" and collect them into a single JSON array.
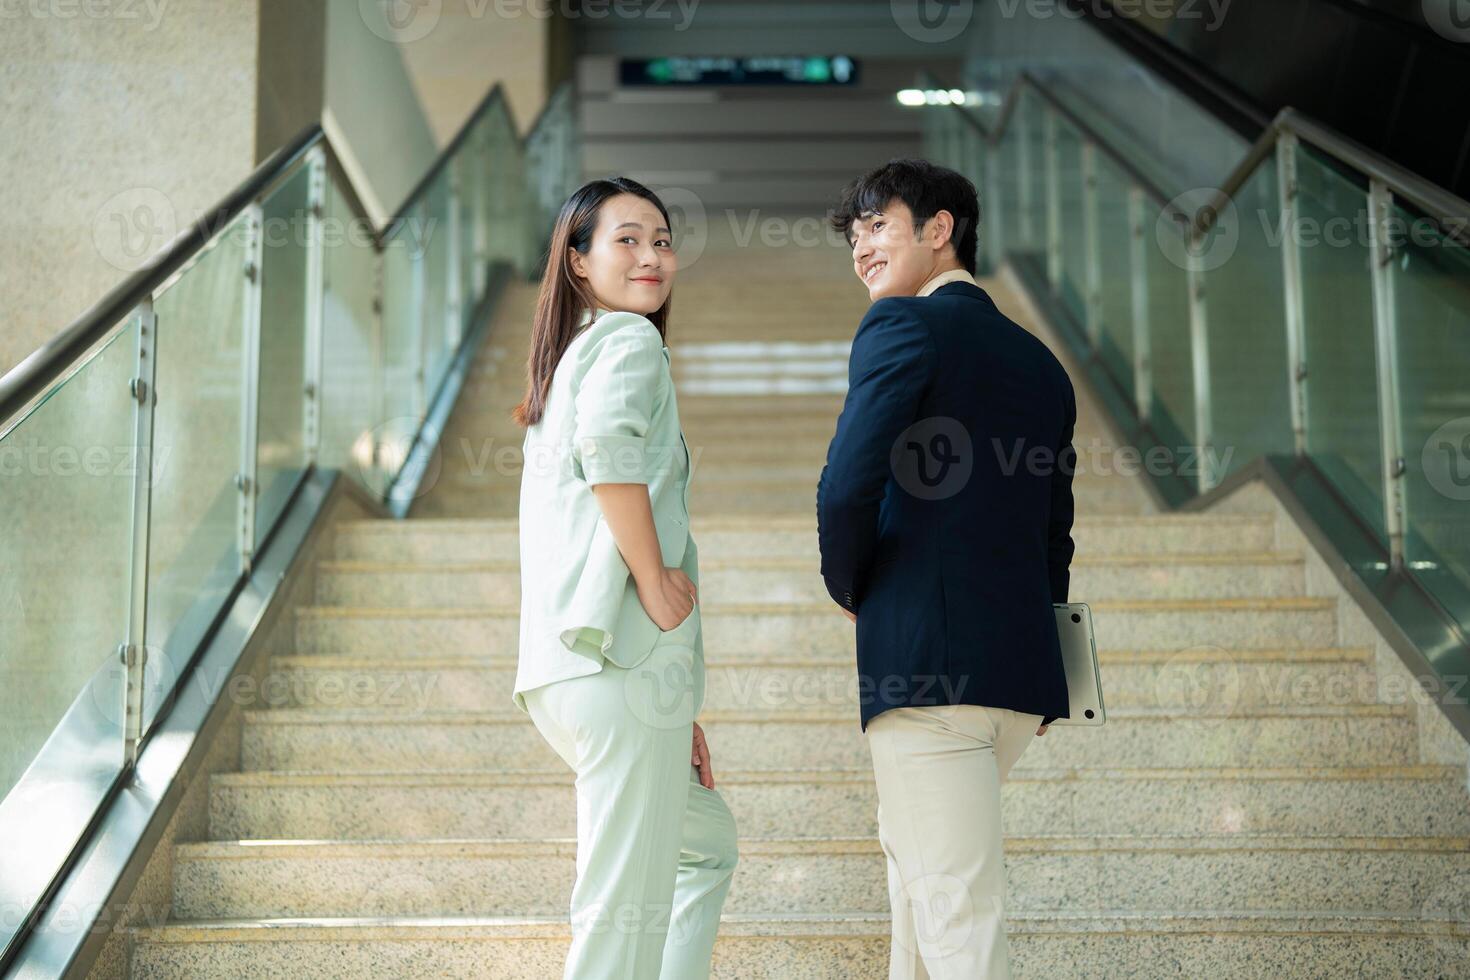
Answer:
[
  {"xmin": 840, "ymin": 607, "xmax": 856, "ymax": 624},
  {"xmin": 692, "ymin": 722, "xmax": 715, "ymax": 789},
  {"xmin": 1036, "ymin": 724, "xmax": 1049, "ymax": 736}
]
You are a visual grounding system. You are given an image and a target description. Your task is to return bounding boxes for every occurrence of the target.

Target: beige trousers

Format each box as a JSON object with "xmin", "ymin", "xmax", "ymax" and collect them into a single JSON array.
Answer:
[{"xmin": 864, "ymin": 703, "xmax": 1043, "ymax": 980}]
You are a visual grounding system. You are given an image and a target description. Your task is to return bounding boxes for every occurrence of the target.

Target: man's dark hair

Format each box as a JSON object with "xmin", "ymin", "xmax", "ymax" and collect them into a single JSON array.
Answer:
[{"xmin": 829, "ymin": 158, "xmax": 980, "ymax": 275}]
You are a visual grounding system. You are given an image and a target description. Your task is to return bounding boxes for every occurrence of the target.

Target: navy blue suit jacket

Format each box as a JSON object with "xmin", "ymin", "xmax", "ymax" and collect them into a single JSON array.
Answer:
[{"xmin": 816, "ymin": 280, "xmax": 1075, "ymax": 731}]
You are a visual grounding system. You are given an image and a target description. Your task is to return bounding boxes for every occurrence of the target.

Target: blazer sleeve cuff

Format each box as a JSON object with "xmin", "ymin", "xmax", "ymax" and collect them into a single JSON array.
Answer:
[
  {"xmin": 574, "ymin": 433, "xmax": 651, "ymax": 485},
  {"xmin": 560, "ymin": 625, "xmax": 614, "ymax": 658}
]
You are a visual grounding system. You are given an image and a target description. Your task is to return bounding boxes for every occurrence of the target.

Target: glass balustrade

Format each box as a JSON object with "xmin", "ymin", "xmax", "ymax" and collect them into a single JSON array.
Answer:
[
  {"xmin": 924, "ymin": 68, "xmax": 1470, "ymax": 734},
  {"xmin": 0, "ymin": 80, "xmax": 579, "ymax": 965}
]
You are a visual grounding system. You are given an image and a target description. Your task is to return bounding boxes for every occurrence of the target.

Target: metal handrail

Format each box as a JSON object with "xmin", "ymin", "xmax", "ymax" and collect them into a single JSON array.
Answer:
[
  {"xmin": 930, "ymin": 71, "xmax": 1182, "ymax": 223},
  {"xmin": 0, "ymin": 80, "xmax": 563, "ymax": 432},
  {"xmin": 928, "ymin": 69, "xmax": 1470, "ymax": 240}
]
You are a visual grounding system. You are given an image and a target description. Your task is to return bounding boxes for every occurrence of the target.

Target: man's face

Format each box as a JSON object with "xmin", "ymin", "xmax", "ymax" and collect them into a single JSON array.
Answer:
[{"xmin": 848, "ymin": 199, "xmax": 946, "ymax": 301}]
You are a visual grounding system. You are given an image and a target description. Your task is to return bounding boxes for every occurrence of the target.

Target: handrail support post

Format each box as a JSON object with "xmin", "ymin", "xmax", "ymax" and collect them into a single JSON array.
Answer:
[
  {"xmin": 122, "ymin": 298, "xmax": 158, "ymax": 767},
  {"xmin": 1128, "ymin": 187, "xmax": 1152, "ymax": 421},
  {"xmin": 1367, "ymin": 178, "xmax": 1407, "ymax": 569},
  {"xmin": 237, "ymin": 206, "xmax": 264, "ymax": 575},
  {"xmin": 1044, "ymin": 109, "xmax": 1062, "ymax": 291},
  {"xmin": 1276, "ymin": 133, "xmax": 1310, "ymax": 456}
]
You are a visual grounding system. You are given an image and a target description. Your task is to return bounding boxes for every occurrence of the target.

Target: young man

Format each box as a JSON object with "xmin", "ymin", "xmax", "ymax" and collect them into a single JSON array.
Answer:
[{"xmin": 816, "ymin": 158, "xmax": 1076, "ymax": 979}]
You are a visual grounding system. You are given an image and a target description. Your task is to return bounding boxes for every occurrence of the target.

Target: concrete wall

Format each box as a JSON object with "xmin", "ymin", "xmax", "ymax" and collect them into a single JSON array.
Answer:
[
  {"xmin": 2, "ymin": 2, "xmax": 258, "ymax": 378},
  {"xmin": 0, "ymin": 0, "xmax": 474, "ymax": 380},
  {"xmin": 0, "ymin": 0, "xmax": 327, "ymax": 381},
  {"xmin": 392, "ymin": 0, "xmax": 555, "ymax": 143},
  {"xmin": 321, "ymin": 0, "xmax": 438, "ymax": 225}
]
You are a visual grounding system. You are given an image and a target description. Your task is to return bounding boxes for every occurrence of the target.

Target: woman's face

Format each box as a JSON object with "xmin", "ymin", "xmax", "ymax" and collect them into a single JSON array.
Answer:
[{"xmin": 568, "ymin": 192, "xmax": 677, "ymax": 316}]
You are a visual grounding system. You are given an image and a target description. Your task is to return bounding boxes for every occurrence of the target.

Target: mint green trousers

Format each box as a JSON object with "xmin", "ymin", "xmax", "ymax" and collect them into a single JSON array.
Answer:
[{"xmin": 523, "ymin": 606, "xmax": 739, "ymax": 979}]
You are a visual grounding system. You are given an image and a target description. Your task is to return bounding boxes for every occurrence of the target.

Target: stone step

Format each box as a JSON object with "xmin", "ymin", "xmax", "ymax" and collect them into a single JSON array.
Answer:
[
  {"xmin": 291, "ymin": 597, "xmax": 1339, "ymax": 656},
  {"xmin": 312, "ymin": 551, "xmax": 1306, "ymax": 607},
  {"xmin": 706, "ymin": 487, "xmax": 1141, "ymax": 516},
  {"xmin": 330, "ymin": 513, "xmax": 1279, "ymax": 562},
  {"xmin": 679, "ymin": 457, "xmax": 1165, "ymax": 484},
  {"xmin": 124, "ymin": 913, "xmax": 1470, "ymax": 979},
  {"xmin": 263, "ymin": 647, "xmax": 1372, "ymax": 715},
  {"xmin": 439, "ymin": 470, "xmax": 1153, "ymax": 512},
  {"xmin": 239, "ymin": 704, "xmax": 1413, "ymax": 773},
  {"xmin": 168, "ymin": 834, "xmax": 1470, "ymax": 920},
  {"xmin": 208, "ymin": 764, "xmax": 1470, "ymax": 842}
]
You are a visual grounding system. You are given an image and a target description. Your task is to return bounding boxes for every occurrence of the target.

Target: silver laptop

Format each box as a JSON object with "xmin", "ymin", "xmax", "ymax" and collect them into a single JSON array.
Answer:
[{"xmin": 1052, "ymin": 602, "xmax": 1105, "ymax": 726}]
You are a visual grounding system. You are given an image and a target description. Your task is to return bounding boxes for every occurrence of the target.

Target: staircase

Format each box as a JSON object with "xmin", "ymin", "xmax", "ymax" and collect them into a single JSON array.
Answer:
[{"xmin": 126, "ymin": 216, "xmax": 1470, "ymax": 977}]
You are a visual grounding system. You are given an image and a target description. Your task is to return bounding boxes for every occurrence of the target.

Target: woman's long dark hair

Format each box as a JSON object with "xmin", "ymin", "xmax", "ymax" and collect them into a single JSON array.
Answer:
[{"xmin": 511, "ymin": 177, "xmax": 674, "ymax": 428}]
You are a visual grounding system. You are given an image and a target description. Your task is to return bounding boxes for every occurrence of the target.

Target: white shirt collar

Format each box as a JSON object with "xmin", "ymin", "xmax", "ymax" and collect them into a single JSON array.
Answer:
[
  {"xmin": 576, "ymin": 306, "xmax": 670, "ymax": 355},
  {"xmin": 916, "ymin": 267, "xmax": 978, "ymax": 297}
]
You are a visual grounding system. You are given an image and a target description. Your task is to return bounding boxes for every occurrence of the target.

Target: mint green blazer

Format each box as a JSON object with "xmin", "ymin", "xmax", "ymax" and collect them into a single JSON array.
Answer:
[{"xmin": 513, "ymin": 307, "xmax": 701, "ymax": 714}]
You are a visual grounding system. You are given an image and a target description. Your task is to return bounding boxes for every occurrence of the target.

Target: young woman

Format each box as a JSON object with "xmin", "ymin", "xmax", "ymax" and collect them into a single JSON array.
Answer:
[{"xmin": 510, "ymin": 177, "xmax": 738, "ymax": 979}]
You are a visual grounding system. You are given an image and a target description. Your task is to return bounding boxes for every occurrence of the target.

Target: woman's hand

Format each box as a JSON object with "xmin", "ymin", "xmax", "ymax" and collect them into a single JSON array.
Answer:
[
  {"xmin": 637, "ymin": 566, "xmax": 697, "ymax": 630},
  {"xmin": 692, "ymin": 721, "xmax": 714, "ymax": 789}
]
